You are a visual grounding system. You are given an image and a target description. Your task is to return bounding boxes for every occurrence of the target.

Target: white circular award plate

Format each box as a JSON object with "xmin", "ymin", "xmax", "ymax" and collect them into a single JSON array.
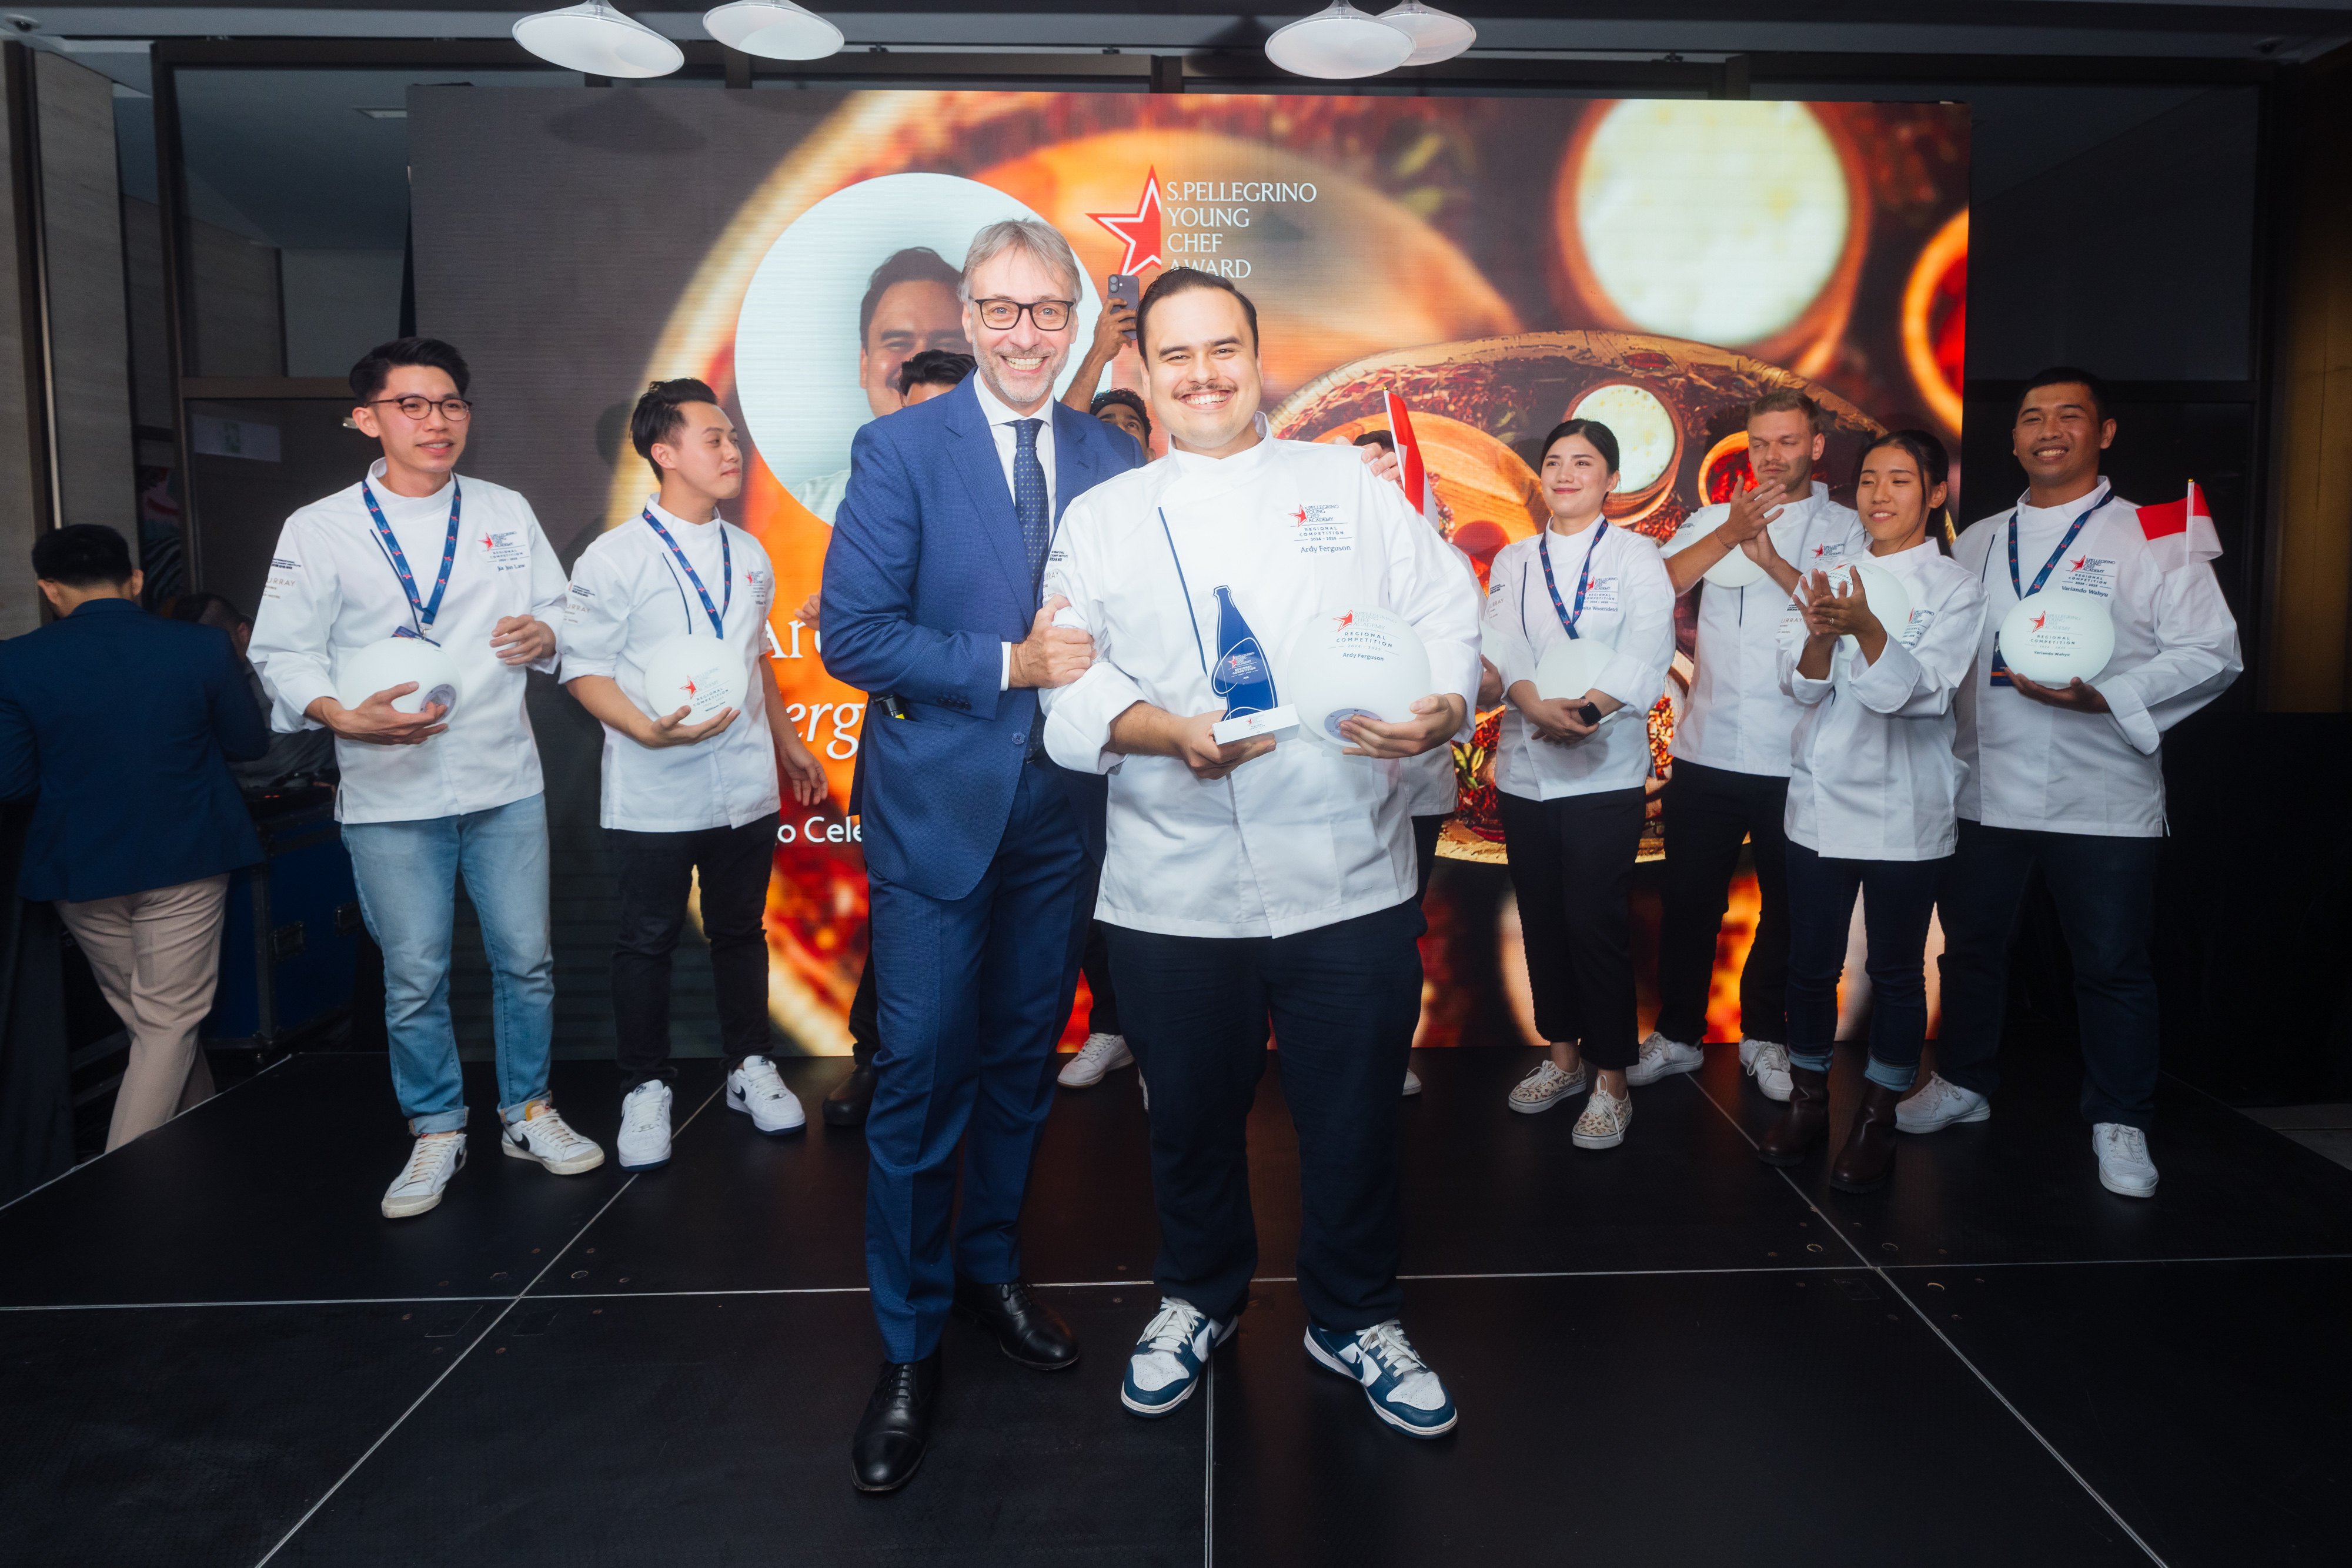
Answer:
[
  {"xmin": 1999, "ymin": 592, "xmax": 2116, "ymax": 686},
  {"xmin": 1283, "ymin": 607, "xmax": 1433, "ymax": 753},
  {"xmin": 1534, "ymin": 637, "xmax": 1613, "ymax": 704},
  {"xmin": 1665, "ymin": 524, "xmax": 1768, "ymax": 589},
  {"xmin": 640, "ymin": 635, "xmax": 746, "ymax": 725},
  {"xmin": 338, "ymin": 637, "xmax": 461, "ymax": 718},
  {"xmin": 1818, "ymin": 559, "xmax": 1912, "ymax": 661}
]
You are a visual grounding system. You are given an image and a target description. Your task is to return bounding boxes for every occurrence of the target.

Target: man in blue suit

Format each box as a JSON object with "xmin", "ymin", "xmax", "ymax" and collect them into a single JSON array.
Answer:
[
  {"xmin": 0, "ymin": 525, "xmax": 266, "ymax": 1149},
  {"xmin": 821, "ymin": 218, "xmax": 1140, "ymax": 1493}
]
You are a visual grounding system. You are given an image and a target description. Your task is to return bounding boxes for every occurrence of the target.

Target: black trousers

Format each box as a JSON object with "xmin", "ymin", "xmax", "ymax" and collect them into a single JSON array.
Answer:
[
  {"xmin": 1935, "ymin": 818, "xmax": 2163, "ymax": 1129},
  {"xmin": 1655, "ymin": 759, "xmax": 1792, "ymax": 1047},
  {"xmin": 1784, "ymin": 841, "xmax": 1944, "ymax": 1086},
  {"xmin": 1498, "ymin": 787, "xmax": 1645, "ymax": 1071},
  {"xmin": 1105, "ymin": 899, "xmax": 1425, "ymax": 1331},
  {"xmin": 609, "ymin": 814, "xmax": 779, "ymax": 1090}
]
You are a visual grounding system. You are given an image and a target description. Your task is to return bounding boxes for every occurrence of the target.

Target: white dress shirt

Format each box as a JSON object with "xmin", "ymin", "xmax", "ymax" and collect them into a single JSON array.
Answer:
[
  {"xmin": 250, "ymin": 460, "xmax": 567, "ymax": 825},
  {"xmin": 786, "ymin": 467, "xmax": 849, "ymax": 527},
  {"xmin": 1779, "ymin": 540, "xmax": 1986, "ymax": 861},
  {"xmin": 1953, "ymin": 481, "xmax": 2241, "ymax": 838},
  {"xmin": 1665, "ymin": 481, "xmax": 1869, "ymax": 777},
  {"xmin": 563, "ymin": 498, "xmax": 783, "ymax": 833},
  {"xmin": 968, "ymin": 374, "xmax": 1061, "ymax": 694},
  {"xmin": 1040, "ymin": 434, "xmax": 1483, "ymax": 940},
  {"xmin": 1482, "ymin": 522, "xmax": 1676, "ymax": 801}
]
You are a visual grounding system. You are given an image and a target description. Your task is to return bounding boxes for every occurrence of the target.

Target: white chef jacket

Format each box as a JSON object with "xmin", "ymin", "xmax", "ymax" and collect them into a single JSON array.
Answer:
[
  {"xmin": 1403, "ymin": 540, "xmax": 1482, "ymax": 818},
  {"xmin": 1953, "ymin": 481, "xmax": 2241, "ymax": 838},
  {"xmin": 1779, "ymin": 541, "xmax": 1986, "ymax": 861},
  {"xmin": 250, "ymin": 460, "xmax": 567, "ymax": 825},
  {"xmin": 1040, "ymin": 434, "xmax": 1483, "ymax": 940},
  {"xmin": 1666, "ymin": 481, "xmax": 1869, "ymax": 777},
  {"xmin": 563, "ymin": 498, "xmax": 783, "ymax": 833},
  {"xmin": 1482, "ymin": 522, "xmax": 1675, "ymax": 801}
]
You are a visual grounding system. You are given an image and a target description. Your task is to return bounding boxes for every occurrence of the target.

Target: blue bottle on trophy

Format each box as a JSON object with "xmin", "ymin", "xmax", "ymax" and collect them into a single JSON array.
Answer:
[{"xmin": 1211, "ymin": 584, "xmax": 1280, "ymax": 718}]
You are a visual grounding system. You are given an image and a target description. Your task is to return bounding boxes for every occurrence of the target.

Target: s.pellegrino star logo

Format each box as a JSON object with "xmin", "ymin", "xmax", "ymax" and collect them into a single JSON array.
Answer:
[{"xmin": 1088, "ymin": 168, "xmax": 1165, "ymax": 276}]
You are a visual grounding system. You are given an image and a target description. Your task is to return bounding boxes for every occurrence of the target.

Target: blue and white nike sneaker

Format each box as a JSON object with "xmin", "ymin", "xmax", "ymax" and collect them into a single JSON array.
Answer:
[
  {"xmin": 1121, "ymin": 1297, "xmax": 1231, "ymax": 1417},
  {"xmin": 1304, "ymin": 1319, "xmax": 1458, "ymax": 1437}
]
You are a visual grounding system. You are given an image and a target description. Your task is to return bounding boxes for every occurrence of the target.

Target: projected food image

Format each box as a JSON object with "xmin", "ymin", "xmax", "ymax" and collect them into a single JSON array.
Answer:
[{"xmin": 616, "ymin": 91, "xmax": 1969, "ymax": 1051}]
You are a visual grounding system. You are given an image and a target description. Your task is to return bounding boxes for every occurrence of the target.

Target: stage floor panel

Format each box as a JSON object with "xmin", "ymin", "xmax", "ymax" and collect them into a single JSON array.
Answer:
[{"xmin": 6, "ymin": 1046, "xmax": 2350, "ymax": 1566}]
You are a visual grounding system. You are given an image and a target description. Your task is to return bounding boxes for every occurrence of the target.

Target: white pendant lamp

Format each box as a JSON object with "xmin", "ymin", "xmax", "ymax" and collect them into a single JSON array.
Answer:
[
  {"xmin": 513, "ymin": 1, "xmax": 683, "ymax": 77},
  {"xmin": 1265, "ymin": 2, "xmax": 1415, "ymax": 80},
  {"xmin": 1378, "ymin": 1, "xmax": 1476, "ymax": 66},
  {"xmin": 703, "ymin": 1, "xmax": 844, "ymax": 60}
]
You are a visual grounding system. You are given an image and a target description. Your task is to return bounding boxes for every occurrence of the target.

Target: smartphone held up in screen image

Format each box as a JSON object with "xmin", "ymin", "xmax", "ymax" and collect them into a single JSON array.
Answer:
[{"xmin": 1107, "ymin": 272, "xmax": 1139, "ymax": 340}]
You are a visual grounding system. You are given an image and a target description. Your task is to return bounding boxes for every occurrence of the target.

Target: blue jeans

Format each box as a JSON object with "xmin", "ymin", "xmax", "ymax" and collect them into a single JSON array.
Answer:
[
  {"xmin": 1784, "ymin": 841, "xmax": 1945, "ymax": 1094},
  {"xmin": 342, "ymin": 794, "xmax": 556, "ymax": 1135}
]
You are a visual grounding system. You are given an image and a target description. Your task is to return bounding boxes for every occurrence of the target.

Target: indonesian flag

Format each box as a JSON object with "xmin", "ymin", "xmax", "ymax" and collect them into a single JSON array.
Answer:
[
  {"xmin": 2136, "ymin": 480, "xmax": 2223, "ymax": 573},
  {"xmin": 1382, "ymin": 390, "xmax": 1445, "ymax": 531}
]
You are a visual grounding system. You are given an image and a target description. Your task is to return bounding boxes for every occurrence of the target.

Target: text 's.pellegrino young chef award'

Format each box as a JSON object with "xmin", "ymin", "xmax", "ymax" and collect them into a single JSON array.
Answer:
[{"xmin": 1208, "ymin": 584, "xmax": 1299, "ymax": 745}]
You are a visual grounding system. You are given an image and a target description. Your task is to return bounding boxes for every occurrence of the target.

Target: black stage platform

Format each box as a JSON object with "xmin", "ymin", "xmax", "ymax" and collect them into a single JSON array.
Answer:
[{"xmin": 5, "ymin": 1042, "xmax": 2349, "ymax": 1566}]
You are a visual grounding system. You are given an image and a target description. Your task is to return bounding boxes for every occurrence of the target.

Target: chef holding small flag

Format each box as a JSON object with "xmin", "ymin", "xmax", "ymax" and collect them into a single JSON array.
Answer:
[
  {"xmin": 1040, "ymin": 268, "xmax": 1480, "ymax": 1439},
  {"xmin": 1905, "ymin": 367, "xmax": 2241, "ymax": 1198}
]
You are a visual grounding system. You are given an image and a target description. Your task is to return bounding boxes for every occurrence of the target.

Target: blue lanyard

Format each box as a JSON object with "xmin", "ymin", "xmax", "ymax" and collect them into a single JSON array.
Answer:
[
  {"xmin": 2007, "ymin": 491, "xmax": 2105, "ymax": 600},
  {"xmin": 642, "ymin": 509, "xmax": 731, "ymax": 637},
  {"xmin": 1536, "ymin": 522, "xmax": 1609, "ymax": 640},
  {"xmin": 361, "ymin": 479, "xmax": 460, "ymax": 643}
]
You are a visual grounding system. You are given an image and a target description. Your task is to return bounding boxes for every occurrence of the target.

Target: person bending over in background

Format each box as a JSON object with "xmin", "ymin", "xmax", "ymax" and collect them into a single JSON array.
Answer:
[
  {"xmin": 0, "ymin": 524, "xmax": 266, "ymax": 1149},
  {"xmin": 563, "ymin": 378, "xmax": 827, "ymax": 1171}
]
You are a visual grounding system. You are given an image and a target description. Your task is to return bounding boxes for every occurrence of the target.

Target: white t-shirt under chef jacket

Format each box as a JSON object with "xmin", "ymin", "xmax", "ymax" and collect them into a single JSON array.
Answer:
[
  {"xmin": 1481, "ymin": 523, "xmax": 1676, "ymax": 801},
  {"xmin": 1953, "ymin": 482, "xmax": 2241, "ymax": 838},
  {"xmin": 1665, "ymin": 481, "xmax": 1869, "ymax": 777},
  {"xmin": 562, "ymin": 500, "xmax": 783, "ymax": 833},
  {"xmin": 1039, "ymin": 434, "xmax": 1483, "ymax": 940},
  {"xmin": 249, "ymin": 461, "xmax": 567, "ymax": 825},
  {"xmin": 1779, "ymin": 540, "xmax": 1986, "ymax": 861}
]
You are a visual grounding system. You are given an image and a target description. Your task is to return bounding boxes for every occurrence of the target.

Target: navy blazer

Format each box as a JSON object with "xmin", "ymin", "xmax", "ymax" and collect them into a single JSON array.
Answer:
[
  {"xmin": 0, "ymin": 599, "xmax": 267, "ymax": 902},
  {"xmin": 822, "ymin": 379, "xmax": 1142, "ymax": 902}
]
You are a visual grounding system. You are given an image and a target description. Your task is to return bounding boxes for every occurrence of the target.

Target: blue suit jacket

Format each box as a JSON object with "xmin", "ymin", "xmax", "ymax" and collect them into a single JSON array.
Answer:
[
  {"xmin": 823, "ymin": 379, "xmax": 1143, "ymax": 902},
  {"xmin": 0, "ymin": 599, "xmax": 267, "ymax": 903}
]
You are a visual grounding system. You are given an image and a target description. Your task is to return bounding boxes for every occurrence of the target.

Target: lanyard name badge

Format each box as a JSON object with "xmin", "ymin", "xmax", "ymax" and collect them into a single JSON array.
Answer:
[
  {"xmin": 642, "ymin": 509, "xmax": 733, "ymax": 637},
  {"xmin": 1532, "ymin": 521, "xmax": 1609, "ymax": 640},
  {"xmin": 362, "ymin": 480, "xmax": 461, "ymax": 644},
  {"xmin": 1990, "ymin": 493, "xmax": 2102, "ymax": 687}
]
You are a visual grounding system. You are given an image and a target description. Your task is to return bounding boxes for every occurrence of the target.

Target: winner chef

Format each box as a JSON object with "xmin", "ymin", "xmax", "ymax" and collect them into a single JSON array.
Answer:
[{"xmin": 1040, "ymin": 269, "xmax": 1482, "ymax": 1439}]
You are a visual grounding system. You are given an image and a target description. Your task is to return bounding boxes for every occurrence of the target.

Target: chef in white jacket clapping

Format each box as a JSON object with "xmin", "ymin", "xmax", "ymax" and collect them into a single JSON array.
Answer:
[
  {"xmin": 1040, "ymin": 268, "xmax": 1480, "ymax": 1441},
  {"xmin": 1758, "ymin": 430, "xmax": 1984, "ymax": 1194}
]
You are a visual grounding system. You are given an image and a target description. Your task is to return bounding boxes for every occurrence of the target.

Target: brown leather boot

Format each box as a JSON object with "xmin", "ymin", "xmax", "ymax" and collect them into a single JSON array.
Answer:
[
  {"xmin": 1756, "ymin": 1065, "xmax": 1830, "ymax": 1167},
  {"xmin": 1829, "ymin": 1081, "xmax": 1903, "ymax": 1193}
]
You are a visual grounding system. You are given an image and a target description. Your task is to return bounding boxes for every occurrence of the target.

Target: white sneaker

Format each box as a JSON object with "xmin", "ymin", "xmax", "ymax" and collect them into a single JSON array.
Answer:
[
  {"xmin": 2093, "ymin": 1123, "xmax": 2159, "ymax": 1198},
  {"xmin": 1058, "ymin": 1032, "xmax": 1134, "ymax": 1088},
  {"xmin": 1738, "ymin": 1037, "xmax": 1767, "ymax": 1071},
  {"xmin": 1625, "ymin": 1031, "xmax": 1704, "ymax": 1086},
  {"xmin": 1571, "ymin": 1084, "xmax": 1633, "ymax": 1149},
  {"xmin": 501, "ymin": 1104, "xmax": 605, "ymax": 1174},
  {"xmin": 1751, "ymin": 1042, "xmax": 1793, "ymax": 1103},
  {"xmin": 1402, "ymin": 1066, "xmax": 1422, "ymax": 1096},
  {"xmin": 616, "ymin": 1081, "xmax": 673, "ymax": 1171},
  {"xmin": 1506, "ymin": 1058, "xmax": 1588, "ymax": 1115},
  {"xmin": 382, "ymin": 1131, "xmax": 465, "ymax": 1219},
  {"xmin": 727, "ymin": 1055, "xmax": 807, "ymax": 1135},
  {"xmin": 1897, "ymin": 1072, "xmax": 1990, "ymax": 1134}
]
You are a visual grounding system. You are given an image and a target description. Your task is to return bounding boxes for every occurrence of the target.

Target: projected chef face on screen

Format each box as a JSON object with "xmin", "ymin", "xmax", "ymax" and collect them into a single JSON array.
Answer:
[{"xmin": 732, "ymin": 172, "xmax": 1101, "ymax": 526}]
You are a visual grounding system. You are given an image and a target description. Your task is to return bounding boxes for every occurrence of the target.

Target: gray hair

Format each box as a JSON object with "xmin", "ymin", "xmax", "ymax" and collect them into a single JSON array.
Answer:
[{"xmin": 959, "ymin": 218, "xmax": 1083, "ymax": 303}]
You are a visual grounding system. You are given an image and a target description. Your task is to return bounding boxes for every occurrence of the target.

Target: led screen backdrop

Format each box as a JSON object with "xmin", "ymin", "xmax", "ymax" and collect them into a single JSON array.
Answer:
[{"xmin": 412, "ymin": 88, "xmax": 1969, "ymax": 1055}]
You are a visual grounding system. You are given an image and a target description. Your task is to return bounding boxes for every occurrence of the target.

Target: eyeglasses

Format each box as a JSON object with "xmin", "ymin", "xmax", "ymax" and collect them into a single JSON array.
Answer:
[
  {"xmin": 368, "ymin": 394, "xmax": 473, "ymax": 422},
  {"xmin": 971, "ymin": 297, "xmax": 1075, "ymax": 332}
]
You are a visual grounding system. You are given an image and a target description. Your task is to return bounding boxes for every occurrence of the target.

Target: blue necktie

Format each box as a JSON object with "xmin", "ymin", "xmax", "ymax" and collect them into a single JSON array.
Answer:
[{"xmin": 1013, "ymin": 417, "xmax": 1049, "ymax": 603}]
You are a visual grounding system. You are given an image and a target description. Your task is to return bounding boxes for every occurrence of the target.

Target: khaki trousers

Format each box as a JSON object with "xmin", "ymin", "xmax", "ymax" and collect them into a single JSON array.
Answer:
[{"xmin": 58, "ymin": 874, "xmax": 231, "ymax": 1151}]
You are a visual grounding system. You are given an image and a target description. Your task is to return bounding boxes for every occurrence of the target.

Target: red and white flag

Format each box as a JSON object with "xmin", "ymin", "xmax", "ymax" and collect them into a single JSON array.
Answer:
[
  {"xmin": 1382, "ymin": 390, "xmax": 1445, "ymax": 531},
  {"xmin": 2134, "ymin": 480, "xmax": 2223, "ymax": 573}
]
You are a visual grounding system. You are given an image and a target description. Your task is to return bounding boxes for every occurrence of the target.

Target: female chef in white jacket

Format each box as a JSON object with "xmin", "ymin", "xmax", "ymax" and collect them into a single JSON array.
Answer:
[
  {"xmin": 1483, "ymin": 419, "xmax": 1675, "ymax": 1149},
  {"xmin": 1759, "ymin": 430, "xmax": 1984, "ymax": 1192}
]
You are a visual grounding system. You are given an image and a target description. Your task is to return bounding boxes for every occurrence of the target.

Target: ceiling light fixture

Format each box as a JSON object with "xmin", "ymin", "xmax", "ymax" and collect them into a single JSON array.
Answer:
[
  {"xmin": 1378, "ymin": 1, "xmax": 1475, "ymax": 66},
  {"xmin": 512, "ymin": 1, "xmax": 683, "ymax": 78},
  {"xmin": 703, "ymin": 1, "xmax": 844, "ymax": 60},
  {"xmin": 1264, "ymin": 2, "xmax": 1414, "ymax": 81}
]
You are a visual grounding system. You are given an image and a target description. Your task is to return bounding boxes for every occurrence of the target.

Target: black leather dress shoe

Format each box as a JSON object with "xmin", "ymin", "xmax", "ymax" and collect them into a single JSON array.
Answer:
[
  {"xmin": 952, "ymin": 1277, "xmax": 1081, "ymax": 1371},
  {"xmin": 823, "ymin": 1063, "xmax": 878, "ymax": 1128},
  {"xmin": 851, "ymin": 1351, "xmax": 940, "ymax": 1494}
]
